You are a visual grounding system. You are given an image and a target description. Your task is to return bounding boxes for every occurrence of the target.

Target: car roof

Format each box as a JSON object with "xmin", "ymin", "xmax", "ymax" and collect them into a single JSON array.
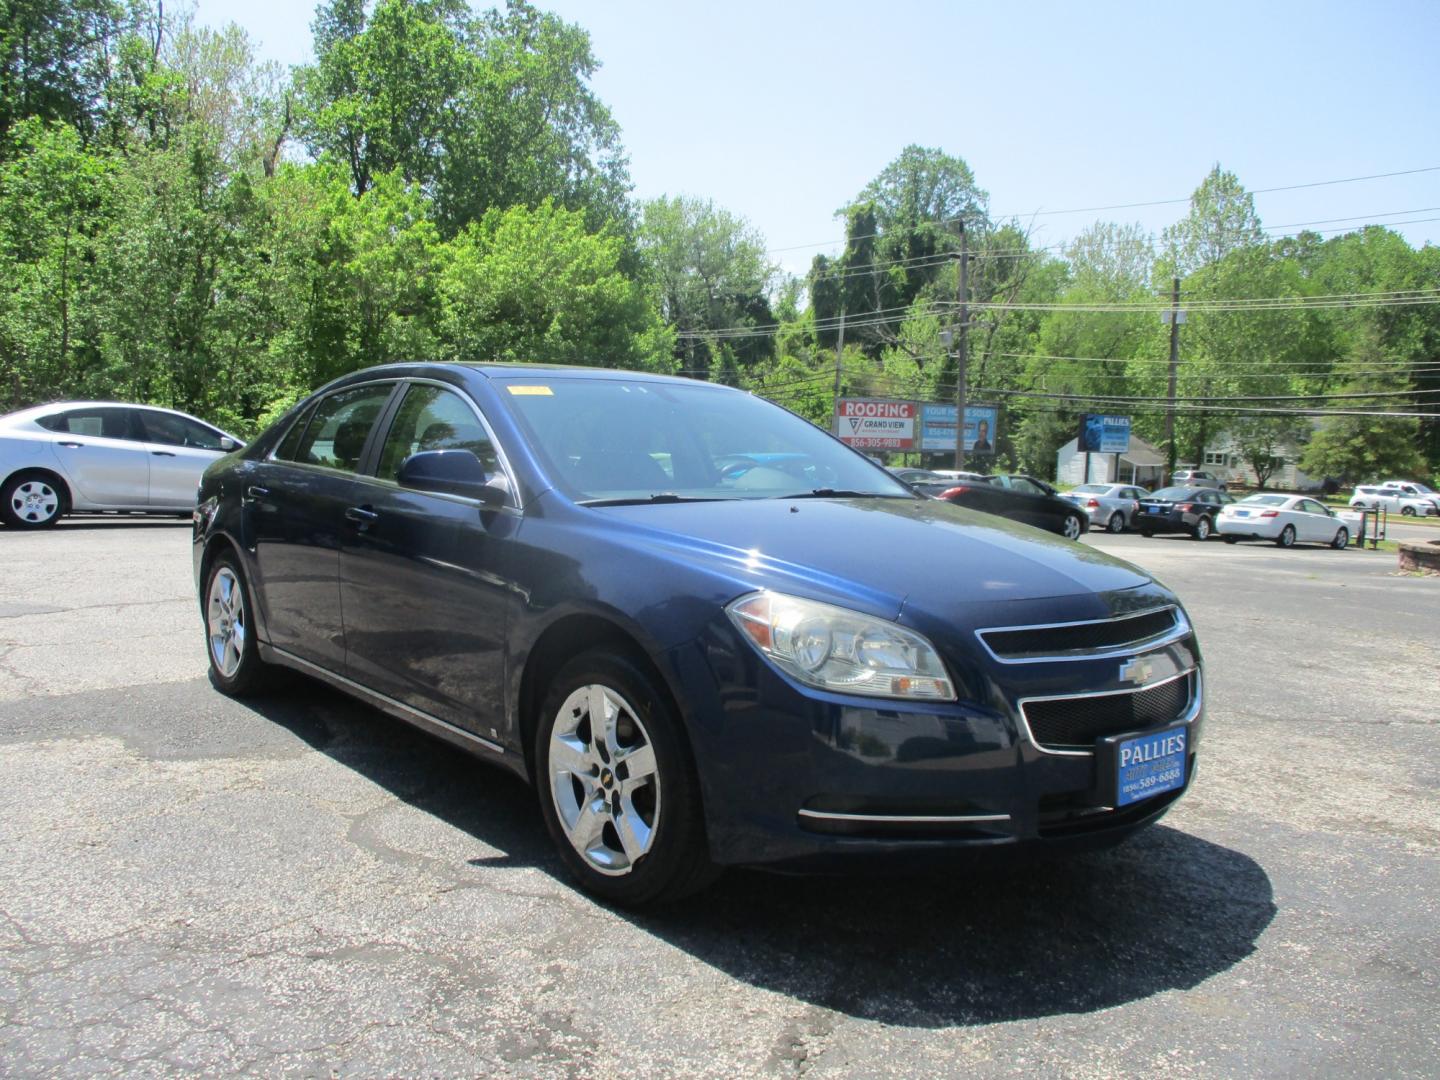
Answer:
[{"xmin": 2, "ymin": 400, "xmax": 229, "ymax": 425}]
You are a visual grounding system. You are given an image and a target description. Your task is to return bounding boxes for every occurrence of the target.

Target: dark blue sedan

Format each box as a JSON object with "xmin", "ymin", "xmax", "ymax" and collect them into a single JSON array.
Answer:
[{"xmin": 193, "ymin": 364, "xmax": 1203, "ymax": 905}]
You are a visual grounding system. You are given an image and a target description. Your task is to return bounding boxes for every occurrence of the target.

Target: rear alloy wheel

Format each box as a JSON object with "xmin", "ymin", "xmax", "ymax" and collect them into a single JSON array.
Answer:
[
  {"xmin": 204, "ymin": 553, "xmax": 267, "ymax": 695},
  {"xmin": 1106, "ymin": 512, "xmax": 1124, "ymax": 534},
  {"xmin": 536, "ymin": 650, "xmax": 715, "ymax": 906},
  {"xmin": 1276, "ymin": 524, "xmax": 1296, "ymax": 548},
  {"xmin": 1, "ymin": 472, "xmax": 65, "ymax": 529},
  {"xmin": 1061, "ymin": 514, "xmax": 1084, "ymax": 540},
  {"xmin": 1332, "ymin": 527, "xmax": 1349, "ymax": 550},
  {"xmin": 1192, "ymin": 516, "xmax": 1212, "ymax": 541}
]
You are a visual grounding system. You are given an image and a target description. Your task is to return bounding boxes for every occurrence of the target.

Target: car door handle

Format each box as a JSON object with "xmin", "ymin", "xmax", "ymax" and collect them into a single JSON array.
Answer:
[
  {"xmin": 245, "ymin": 485, "xmax": 270, "ymax": 500},
  {"xmin": 57, "ymin": 440, "xmax": 83, "ymax": 448},
  {"xmin": 151, "ymin": 450, "xmax": 177, "ymax": 457},
  {"xmin": 345, "ymin": 506, "xmax": 379, "ymax": 526}
]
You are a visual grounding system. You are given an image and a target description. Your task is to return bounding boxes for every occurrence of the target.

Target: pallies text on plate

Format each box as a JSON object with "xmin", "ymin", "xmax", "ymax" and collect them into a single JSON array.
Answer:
[{"xmin": 1120, "ymin": 731, "xmax": 1186, "ymax": 767}]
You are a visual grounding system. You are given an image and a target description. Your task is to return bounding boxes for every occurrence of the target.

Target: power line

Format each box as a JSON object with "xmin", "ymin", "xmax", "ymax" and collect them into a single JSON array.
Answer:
[{"xmin": 763, "ymin": 165, "xmax": 1440, "ymax": 256}]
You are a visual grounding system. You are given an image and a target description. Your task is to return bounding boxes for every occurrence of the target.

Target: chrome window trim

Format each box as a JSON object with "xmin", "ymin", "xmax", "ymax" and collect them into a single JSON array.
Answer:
[
  {"xmin": 797, "ymin": 809, "xmax": 1011, "ymax": 824},
  {"xmin": 975, "ymin": 605, "xmax": 1189, "ymax": 665},
  {"xmin": 1016, "ymin": 666, "xmax": 1202, "ymax": 759},
  {"xmin": 268, "ymin": 645, "xmax": 506, "ymax": 756}
]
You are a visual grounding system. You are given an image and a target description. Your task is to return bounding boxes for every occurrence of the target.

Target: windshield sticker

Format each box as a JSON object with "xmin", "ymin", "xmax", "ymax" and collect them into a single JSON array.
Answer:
[{"xmin": 506, "ymin": 385, "xmax": 554, "ymax": 396}]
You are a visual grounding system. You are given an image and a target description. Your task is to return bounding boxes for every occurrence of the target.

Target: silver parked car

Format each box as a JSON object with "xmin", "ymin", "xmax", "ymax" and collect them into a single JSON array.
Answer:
[
  {"xmin": 1060, "ymin": 483, "xmax": 1150, "ymax": 533},
  {"xmin": 1, "ymin": 401, "xmax": 244, "ymax": 529},
  {"xmin": 1379, "ymin": 480, "xmax": 1440, "ymax": 514},
  {"xmin": 1349, "ymin": 484, "xmax": 1436, "ymax": 517}
]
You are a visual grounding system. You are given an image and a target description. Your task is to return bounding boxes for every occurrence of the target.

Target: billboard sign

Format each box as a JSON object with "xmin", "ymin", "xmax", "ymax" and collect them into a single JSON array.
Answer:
[
  {"xmin": 835, "ymin": 399, "xmax": 918, "ymax": 450},
  {"xmin": 1079, "ymin": 414, "xmax": 1132, "ymax": 454},
  {"xmin": 919, "ymin": 403, "xmax": 998, "ymax": 454}
]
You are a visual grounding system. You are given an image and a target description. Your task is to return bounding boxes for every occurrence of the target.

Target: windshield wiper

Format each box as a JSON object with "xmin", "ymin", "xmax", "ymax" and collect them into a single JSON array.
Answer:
[
  {"xmin": 579, "ymin": 493, "xmax": 732, "ymax": 507},
  {"xmin": 770, "ymin": 488, "xmax": 912, "ymax": 500}
]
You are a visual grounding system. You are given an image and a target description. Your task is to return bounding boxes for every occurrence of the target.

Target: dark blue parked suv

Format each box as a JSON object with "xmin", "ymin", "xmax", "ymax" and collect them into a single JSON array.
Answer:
[{"xmin": 194, "ymin": 363, "xmax": 1203, "ymax": 905}]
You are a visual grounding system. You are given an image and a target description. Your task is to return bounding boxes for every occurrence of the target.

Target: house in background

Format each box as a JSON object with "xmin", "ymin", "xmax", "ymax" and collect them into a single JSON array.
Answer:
[
  {"xmin": 1055, "ymin": 435, "xmax": 1165, "ymax": 487},
  {"xmin": 1187, "ymin": 432, "xmax": 1318, "ymax": 491}
]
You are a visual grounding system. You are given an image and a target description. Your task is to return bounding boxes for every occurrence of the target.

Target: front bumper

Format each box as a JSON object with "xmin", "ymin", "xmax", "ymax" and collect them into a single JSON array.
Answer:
[{"xmin": 670, "ymin": 619, "xmax": 1203, "ymax": 869}]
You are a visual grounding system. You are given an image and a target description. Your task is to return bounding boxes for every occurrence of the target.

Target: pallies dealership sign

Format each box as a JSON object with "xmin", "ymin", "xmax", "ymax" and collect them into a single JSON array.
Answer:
[{"xmin": 834, "ymin": 399, "xmax": 917, "ymax": 450}]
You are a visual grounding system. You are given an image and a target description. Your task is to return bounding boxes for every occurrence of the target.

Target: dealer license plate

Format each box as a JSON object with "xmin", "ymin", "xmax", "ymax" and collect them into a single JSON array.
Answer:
[{"xmin": 1112, "ymin": 726, "xmax": 1187, "ymax": 806}]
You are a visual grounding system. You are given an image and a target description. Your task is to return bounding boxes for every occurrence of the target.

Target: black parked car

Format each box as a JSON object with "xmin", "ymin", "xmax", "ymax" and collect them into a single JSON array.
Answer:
[
  {"xmin": 194, "ymin": 363, "xmax": 1202, "ymax": 905},
  {"xmin": 1136, "ymin": 486, "xmax": 1235, "ymax": 540},
  {"xmin": 935, "ymin": 473, "xmax": 1089, "ymax": 539}
]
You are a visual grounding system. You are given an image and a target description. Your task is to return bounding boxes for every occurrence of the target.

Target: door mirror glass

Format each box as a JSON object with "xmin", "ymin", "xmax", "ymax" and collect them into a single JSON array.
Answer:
[
  {"xmin": 219, "ymin": 436, "xmax": 237, "ymax": 451},
  {"xmin": 397, "ymin": 449, "xmax": 503, "ymax": 504}
]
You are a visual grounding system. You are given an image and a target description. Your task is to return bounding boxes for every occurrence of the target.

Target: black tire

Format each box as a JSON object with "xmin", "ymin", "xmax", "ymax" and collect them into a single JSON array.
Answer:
[
  {"xmin": 203, "ymin": 552, "xmax": 268, "ymax": 696},
  {"xmin": 534, "ymin": 649, "xmax": 717, "ymax": 906},
  {"xmin": 1401, "ymin": 505, "xmax": 1416, "ymax": 517},
  {"xmin": 1275, "ymin": 524, "xmax": 1296, "ymax": 548},
  {"xmin": 1139, "ymin": 527, "xmax": 1154, "ymax": 538},
  {"xmin": 1191, "ymin": 516, "xmax": 1212, "ymax": 541},
  {"xmin": 1223, "ymin": 536, "xmax": 1238, "ymax": 545},
  {"xmin": 1106, "ymin": 512, "xmax": 1124, "ymax": 534},
  {"xmin": 1, "ymin": 470, "xmax": 67, "ymax": 529},
  {"xmin": 1332, "ymin": 527, "xmax": 1349, "ymax": 550}
]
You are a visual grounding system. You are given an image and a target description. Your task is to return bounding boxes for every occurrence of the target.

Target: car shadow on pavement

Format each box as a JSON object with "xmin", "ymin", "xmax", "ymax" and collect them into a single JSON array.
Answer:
[{"xmin": 245, "ymin": 677, "xmax": 1276, "ymax": 1028}]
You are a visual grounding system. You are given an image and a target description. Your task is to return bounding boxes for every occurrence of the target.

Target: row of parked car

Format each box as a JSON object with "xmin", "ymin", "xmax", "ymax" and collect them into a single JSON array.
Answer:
[{"xmin": 889, "ymin": 468, "xmax": 1439, "ymax": 549}]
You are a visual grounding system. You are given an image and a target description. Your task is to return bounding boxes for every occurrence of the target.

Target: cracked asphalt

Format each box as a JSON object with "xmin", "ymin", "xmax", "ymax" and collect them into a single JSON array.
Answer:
[{"xmin": 1, "ymin": 518, "xmax": 1437, "ymax": 1077}]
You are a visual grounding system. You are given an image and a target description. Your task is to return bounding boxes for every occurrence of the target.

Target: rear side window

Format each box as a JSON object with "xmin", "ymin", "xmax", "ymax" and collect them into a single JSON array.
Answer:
[
  {"xmin": 273, "ymin": 401, "xmax": 319, "ymax": 462},
  {"xmin": 36, "ymin": 407, "xmax": 136, "ymax": 440},
  {"xmin": 290, "ymin": 385, "xmax": 395, "ymax": 473}
]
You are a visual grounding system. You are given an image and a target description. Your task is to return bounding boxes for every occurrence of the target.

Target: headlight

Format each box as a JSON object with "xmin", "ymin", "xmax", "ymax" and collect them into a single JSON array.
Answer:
[{"xmin": 725, "ymin": 591, "xmax": 956, "ymax": 701}]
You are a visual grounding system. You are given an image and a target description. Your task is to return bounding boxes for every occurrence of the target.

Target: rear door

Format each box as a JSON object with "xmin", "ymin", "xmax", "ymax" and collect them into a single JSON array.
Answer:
[
  {"xmin": 337, "ymin": 381, "xmax": 518, "ymax": 736},
  {"xmin": 37, "ymin": 407, "xmax": 151, "ymax": 506},
  {"xmin": 247, "ymin": 382, "xmax": 399, "ymax": 671},
  {"xmin": 133, "ymin": 409, "xmax": 234, "ymax": 508}
]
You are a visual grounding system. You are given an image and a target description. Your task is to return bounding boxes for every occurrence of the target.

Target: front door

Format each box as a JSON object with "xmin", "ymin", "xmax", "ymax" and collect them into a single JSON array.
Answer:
[{"xmin": 338, "ymin": 382, "xmax": 517, "ymax": 739}]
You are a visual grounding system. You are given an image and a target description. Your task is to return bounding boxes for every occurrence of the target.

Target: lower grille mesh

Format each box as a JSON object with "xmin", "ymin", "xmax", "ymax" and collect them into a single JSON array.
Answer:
[{"xmin": 1024, "ymin": 674, "xmax": 1191, "ymax": 750}]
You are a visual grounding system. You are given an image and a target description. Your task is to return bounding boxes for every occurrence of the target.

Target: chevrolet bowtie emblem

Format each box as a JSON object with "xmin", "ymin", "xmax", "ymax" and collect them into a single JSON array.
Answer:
[{"xmin": 1119, "ymin": 656, "xmax": 1156, "ymax": 685}]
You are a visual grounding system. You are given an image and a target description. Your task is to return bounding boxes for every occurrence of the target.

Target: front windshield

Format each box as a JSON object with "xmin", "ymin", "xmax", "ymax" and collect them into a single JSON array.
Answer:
[
  {"xmin": 1240, "ymin": 494, "xmax": 1288, "ymax": 506},
  {"xmin": 497, "ymin": 376, "xmax": 914, "ymax": 503}
]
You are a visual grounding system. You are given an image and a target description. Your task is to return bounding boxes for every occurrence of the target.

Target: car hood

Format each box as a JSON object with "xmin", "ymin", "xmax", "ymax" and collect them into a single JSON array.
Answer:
[{"xmin": 590, "ymin": 496, "xmax": 1159, "ymax": 627}]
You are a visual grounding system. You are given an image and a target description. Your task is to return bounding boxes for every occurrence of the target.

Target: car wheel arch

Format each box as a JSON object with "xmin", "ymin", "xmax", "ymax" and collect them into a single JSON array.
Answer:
[{"xmin": 516, "ymin": 613, "xmax": 696, "ymax": 792}]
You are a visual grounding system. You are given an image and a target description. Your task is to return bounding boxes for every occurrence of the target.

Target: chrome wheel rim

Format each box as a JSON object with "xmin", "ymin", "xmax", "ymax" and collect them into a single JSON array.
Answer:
[
  {"xmin": 11, "ymin": 480, "xmax": 59, "ymax": 524},
  {"xmin": 1108, "ymin": 513, "xmax": 1123, "ymax": 533},
  {"xmin": 206, "ymin": 567, "xmax": 246, "ymax": 678},
  {"xmin": 1280, "ymin": 526, "xmax": 1294, "ymax": 547},
  {"xmin": 1063, "ymin": 515, "xmax": 1082, "ymax": 539},
  {"xmin": 1335, "ymin": 528, "xmax": 1348, "ymax": 549},
  {"xmin": 1196, "ymin": 518, "xmax": 1210, "ymax": 540},
  {"xmin": 548, "ymin": 683, "xmax": 661, "ymax": 877}
]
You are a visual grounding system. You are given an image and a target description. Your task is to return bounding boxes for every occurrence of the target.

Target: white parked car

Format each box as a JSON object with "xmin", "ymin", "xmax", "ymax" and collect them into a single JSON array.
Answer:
[
  {"xmin": 1379, "ymin": 480, "xmax": 1440, "ymax": 514},
  {"xmin": 1349, "ymin": 484, "xmax": 1437, "ymax": 517},
  {"xmin": 1059, "ymin": 483, "xmax": 1150, "ymax": 533},
  {"xmin": 1, "ymin": 401, "xmax": 244, "ymax": 529},
  {"xmin": 1218, "ymin": 494, "xmax": 1360, "ymax": 548}
]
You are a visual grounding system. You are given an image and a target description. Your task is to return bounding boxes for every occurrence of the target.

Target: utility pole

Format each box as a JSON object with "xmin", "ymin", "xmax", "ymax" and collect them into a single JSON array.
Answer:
[
  {"xmin": 1163, "ymin": 276, "xmax": 1181, "ymax": 483},
  {"xmin": 832, "ymin": 303, "xmax": 846, "ymax": 419},
  {"xmin": 952, "ymin": 221, "xmax": 969, "ymax": 471}
]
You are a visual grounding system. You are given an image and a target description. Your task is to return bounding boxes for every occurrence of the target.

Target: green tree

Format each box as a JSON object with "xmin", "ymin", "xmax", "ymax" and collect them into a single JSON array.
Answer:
[
  {"xmin": 437, "ymin": 199, "xmax": 671, "ymax": 370},
  {"xmin": 1161, "ymin": 164, "xmax": 1264, "ymax": 277},
  {"xmin": 637, "ymin": 194, "xmax": 776, "ymax": 378}
]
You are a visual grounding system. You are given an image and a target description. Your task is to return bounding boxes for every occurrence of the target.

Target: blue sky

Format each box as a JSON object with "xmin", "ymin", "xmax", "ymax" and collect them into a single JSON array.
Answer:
[{"xmin": 192, "ymin": 0, "xmax": 1440, "ymax": 276}]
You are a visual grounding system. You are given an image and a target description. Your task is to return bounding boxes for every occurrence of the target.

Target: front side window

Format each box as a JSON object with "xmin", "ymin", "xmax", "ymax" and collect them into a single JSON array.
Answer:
[
  {"xmin": 136, "ymin": 410, "xmax": 224, "ymax": 449},
  {"xmin": 291, "ymin": 384, "xmax": 395, "ymax": 473},
  {"xmin": 376, "ymin": 384, "xmax": 506, "ymax": 494},
  {"xmin": 1011, "ymin": 477, "xmax": 1046, "ymax": 496}
]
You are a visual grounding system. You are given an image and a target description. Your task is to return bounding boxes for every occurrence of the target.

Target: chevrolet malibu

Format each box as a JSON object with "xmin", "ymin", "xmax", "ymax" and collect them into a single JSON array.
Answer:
[{"xmin": 193, "ymin": 364, "xmax": 1204, "ymax": 905}]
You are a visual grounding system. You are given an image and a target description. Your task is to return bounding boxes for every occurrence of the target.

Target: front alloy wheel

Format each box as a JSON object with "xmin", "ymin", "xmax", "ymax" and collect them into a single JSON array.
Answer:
[
  {"xmin": 204, "ymin": 554, "xmax": 267, "ymax": 695},
  {"xmin": 1332, "ymin": 527, "xmax": 1349, "ymax": 550},
  {"xmin": 536, "ymin": 650, "xmax": 715, "ymax": 905},
  {"xmin": 548, "ymin": 683, "xmax": 661, "ymax": 876}
]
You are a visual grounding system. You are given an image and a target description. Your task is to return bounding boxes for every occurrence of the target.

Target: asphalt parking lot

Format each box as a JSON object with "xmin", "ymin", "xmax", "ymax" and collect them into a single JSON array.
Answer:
[{"xmin": 2, "ymin": 518, "xmax": 1437, "ymax": 1077}]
